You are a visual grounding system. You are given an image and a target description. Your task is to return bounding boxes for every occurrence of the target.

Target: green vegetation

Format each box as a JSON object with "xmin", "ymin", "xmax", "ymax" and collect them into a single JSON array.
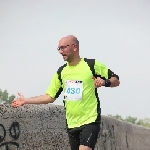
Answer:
[
  {"xmin": 0, "ymin": 89, "xmax": 16, "ymax": 104},
  {"xmin": 107, "ymin": 114, "xmax": 150, "ymax": 128}
]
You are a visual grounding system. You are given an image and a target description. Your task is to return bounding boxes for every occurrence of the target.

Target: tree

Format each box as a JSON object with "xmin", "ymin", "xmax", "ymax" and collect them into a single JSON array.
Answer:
[
  {"xmin": 137, "ymin": 118, "xmax": 150, "ymax": 128},
  {"xmin": 0, "ymin": 89, "xmax": 16, "ymax": 104},
  {"xmin": 124, "ymin": 116, "xmax": 137, "ymax": 124},
  {"xmin": 107, "ymin": 114, "xmax": 150, "ymax": 128}
]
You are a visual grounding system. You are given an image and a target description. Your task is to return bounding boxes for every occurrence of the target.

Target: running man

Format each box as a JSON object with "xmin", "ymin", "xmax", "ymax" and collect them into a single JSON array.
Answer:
[{"xmin": 12, "ymin": 35, "xmax": 120, "ymax": 150}]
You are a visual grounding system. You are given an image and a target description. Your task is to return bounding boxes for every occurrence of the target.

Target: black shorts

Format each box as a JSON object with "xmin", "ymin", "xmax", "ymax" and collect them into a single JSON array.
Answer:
[{"xmin": 67, "ymin": 122, "xmax": 100, "ymax": 150}]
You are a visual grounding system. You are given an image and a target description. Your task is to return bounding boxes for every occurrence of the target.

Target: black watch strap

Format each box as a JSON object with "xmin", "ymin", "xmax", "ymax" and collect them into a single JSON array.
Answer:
[{"xmin": 105, "ymin": 79, "xmax": 111, "ymax": 87}]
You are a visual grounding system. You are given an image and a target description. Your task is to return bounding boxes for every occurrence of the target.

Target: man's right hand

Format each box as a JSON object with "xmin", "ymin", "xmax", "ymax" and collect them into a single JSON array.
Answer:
[{"xmin": 12, "ymin": 92, "xmax": 26, "ymax": 107}]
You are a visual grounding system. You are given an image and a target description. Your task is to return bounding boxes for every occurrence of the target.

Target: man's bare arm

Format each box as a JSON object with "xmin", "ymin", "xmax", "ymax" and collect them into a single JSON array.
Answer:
[
  {"xmin": 12, "ymin": 93, "xmax": 56, "ymax": 107},
  {"xmin": 109, "ymin": 77, "xmax": 120, "ymax": 87},
  {"xmin": 93, "ymin": 76, "xmax": 120, "ymax": 88},
  {"xmin": 24, "ymin": 94, "xmax": 55, "ymax": 104}
]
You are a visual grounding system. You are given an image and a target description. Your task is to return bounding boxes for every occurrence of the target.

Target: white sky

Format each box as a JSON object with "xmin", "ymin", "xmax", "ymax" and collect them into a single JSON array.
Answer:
[{"xmin": 0, "ymin": 0, "xmax": 150, "ymax": 119}]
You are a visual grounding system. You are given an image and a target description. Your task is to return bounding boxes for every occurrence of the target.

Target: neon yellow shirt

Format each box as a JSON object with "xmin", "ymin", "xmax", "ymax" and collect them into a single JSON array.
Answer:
[{"xmin": 46, "ymin": 58, "xmax": 109, "ymax": 128}]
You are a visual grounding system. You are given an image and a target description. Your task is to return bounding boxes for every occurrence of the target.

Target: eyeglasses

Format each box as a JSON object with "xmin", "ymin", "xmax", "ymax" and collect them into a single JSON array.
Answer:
[{"xmin": 57, "ymin": 44, "xmax": 75, "ymax": 51}]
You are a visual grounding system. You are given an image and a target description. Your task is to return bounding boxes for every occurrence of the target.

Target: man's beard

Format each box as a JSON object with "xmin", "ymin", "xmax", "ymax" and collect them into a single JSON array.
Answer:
[{"xmin": 63, "ymin": 54, "xmax": 72, "ymax": 62}]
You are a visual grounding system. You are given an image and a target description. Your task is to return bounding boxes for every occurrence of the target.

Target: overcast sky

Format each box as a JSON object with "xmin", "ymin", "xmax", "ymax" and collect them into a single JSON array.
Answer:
[{"xmin": 0, "ymin": 0, "xmax": 150, "ymax": 119}]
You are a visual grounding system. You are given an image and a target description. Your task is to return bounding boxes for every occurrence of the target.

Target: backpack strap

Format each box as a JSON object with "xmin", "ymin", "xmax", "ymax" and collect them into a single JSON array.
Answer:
[
  {"xmin": 84, "ymin": 58, "xmax": 97, "ymax": 77},
  {"xmin": 57, "ymin": 63, "xmax": 67, "ymax": 85}
]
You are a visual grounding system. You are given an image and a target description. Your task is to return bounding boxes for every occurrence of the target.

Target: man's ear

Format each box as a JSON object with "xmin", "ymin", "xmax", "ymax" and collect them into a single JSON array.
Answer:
[{"xmin": 73, "ymin": 44, "xmax": 77, "ymax": 52}]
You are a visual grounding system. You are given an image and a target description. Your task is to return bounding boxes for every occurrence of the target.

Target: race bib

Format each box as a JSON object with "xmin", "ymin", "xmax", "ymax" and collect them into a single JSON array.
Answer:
[{"xmin": 64, "ymin": 80, "xmax": 83, "ymax": 100}]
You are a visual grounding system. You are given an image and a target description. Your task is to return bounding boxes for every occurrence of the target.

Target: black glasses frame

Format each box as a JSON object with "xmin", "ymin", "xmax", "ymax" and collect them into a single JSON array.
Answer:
[{"xmin": 57, "ymin": 44, "xmax": 75, "ymax": 51}]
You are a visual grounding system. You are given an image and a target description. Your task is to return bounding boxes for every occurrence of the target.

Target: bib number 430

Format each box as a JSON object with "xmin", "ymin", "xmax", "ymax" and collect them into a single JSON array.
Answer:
[
  {"xmin": 66, "ymin": 88, "xmax": 80, "ymax": 94},
  {"xmin": 64, "ymin": 80, "xmax": 83, "ymax": 100}
]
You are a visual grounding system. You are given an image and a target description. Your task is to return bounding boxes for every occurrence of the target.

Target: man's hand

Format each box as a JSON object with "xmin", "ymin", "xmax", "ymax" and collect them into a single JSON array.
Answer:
[
  {"xmin": 93, "ymin": 77, "xmax": 105, "ymax": 88},
  {"xmin": 12, "ymin": 92, "xmax": 25, "ymax": 107}
]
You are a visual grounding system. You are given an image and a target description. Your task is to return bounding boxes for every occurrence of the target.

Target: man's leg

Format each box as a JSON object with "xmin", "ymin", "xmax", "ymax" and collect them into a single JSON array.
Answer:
[
  {"xmin": 79, "ymin": 123, "xmax": 100, "ymax": 150},
  {"xmin": 67, "ymin": 128, "xmax": 80, "ymax": 150},
  {"xmin": 79, "ymin": 145, "xmax": 92, "ymax": 150}
]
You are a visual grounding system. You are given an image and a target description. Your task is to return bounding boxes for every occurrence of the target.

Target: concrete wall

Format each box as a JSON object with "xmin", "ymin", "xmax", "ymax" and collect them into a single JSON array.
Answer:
[{"xmin": 0, "ymin": 104, "xmax": 150, "ymax": 150}]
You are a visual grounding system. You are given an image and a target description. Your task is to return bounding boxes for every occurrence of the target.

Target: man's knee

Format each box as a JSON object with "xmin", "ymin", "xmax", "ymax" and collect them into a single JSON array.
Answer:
[{"xmin": 79, "ymin": 145, "xmax": 92, "ymax": 150}]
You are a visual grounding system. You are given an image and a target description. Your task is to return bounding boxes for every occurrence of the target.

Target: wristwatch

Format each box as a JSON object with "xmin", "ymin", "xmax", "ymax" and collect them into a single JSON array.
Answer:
[{"xmin": 105, "ymin": 79, "xmax": 111, "ymax": 87}]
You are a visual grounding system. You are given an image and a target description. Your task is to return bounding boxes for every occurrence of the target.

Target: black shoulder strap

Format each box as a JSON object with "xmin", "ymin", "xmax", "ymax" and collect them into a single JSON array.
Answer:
[
  {"xmin": 84, "ymin": 58, "xmax": 96, "ymax": 77},
  {"xmin": 57, "ymin": 63, "xmax": 67, "ymax": 85}
]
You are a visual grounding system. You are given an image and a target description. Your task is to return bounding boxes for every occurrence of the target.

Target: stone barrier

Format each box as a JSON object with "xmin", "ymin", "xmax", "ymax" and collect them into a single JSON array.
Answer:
[{"xmin": 0, "ymin": 104, "xmax": 150, "ymax": 150}]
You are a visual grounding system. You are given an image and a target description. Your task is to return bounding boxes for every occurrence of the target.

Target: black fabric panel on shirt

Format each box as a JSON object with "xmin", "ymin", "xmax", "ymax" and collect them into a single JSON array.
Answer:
[
  {"xmin": 57, "ymin": 63, "xmax": 67, "ymax": 85},
  {"xmin": 84, "ymin": 58, "xmax": 96, "ymax": 77},
  {"xmin": 55, "ymin": 63, "xmax": 67, "ymax": 98},
  {"xmin": 55, "ymin": 87, "xmax": 63, "ymax": 98},
  {"xmin": 108, "ymin": 69, "xmax": 119, "ymax": 80}
]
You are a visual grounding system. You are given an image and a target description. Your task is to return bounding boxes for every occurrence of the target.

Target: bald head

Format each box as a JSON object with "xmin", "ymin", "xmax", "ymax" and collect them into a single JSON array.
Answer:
[{"xmin": 59, "ymin": 35, "xmax": 79, "ymax": 47}]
